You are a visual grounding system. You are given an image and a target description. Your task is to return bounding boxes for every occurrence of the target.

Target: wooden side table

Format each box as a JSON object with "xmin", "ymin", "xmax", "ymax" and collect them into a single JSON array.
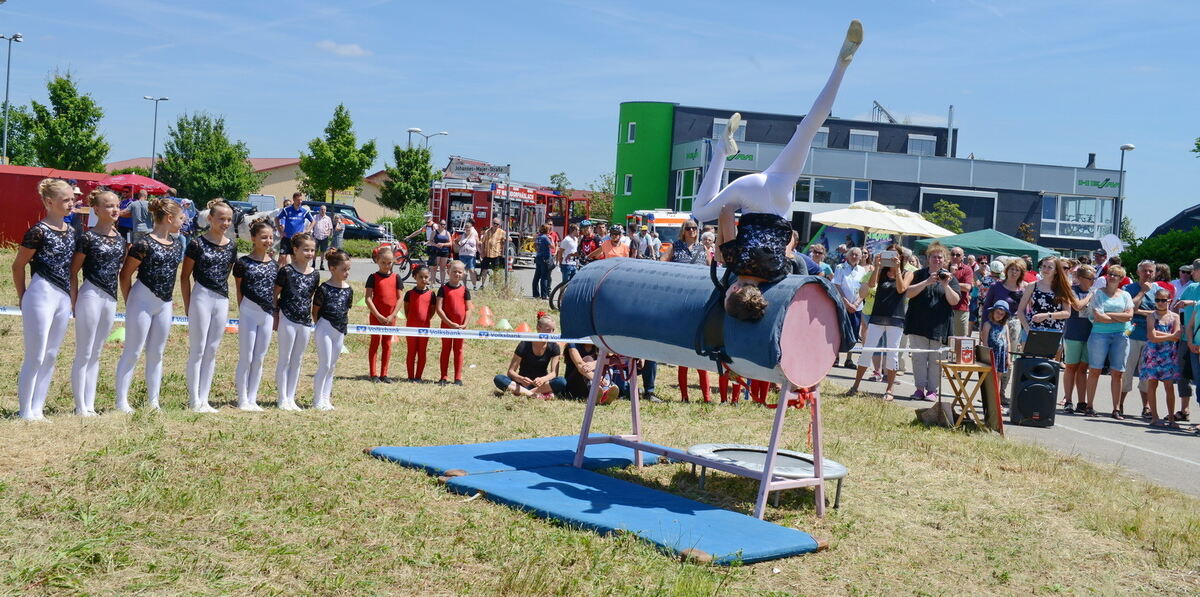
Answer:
[{"xmin": 939, "ymin": 362, "xmax": 993, "ymax": 430}]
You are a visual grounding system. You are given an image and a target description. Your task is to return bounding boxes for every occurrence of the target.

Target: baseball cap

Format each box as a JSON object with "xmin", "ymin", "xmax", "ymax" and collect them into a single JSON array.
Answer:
[
  {"xmin": 1181, "ymin": 265, "xmax": 1193, "ymax": 273},
  {"xmin": 989, "ymin": 261, "xmax": 1004, "ymax": 274},
  {"xmin": 1093, "ymin": 248, "xmax": 1107, "ymax": 256},
  {"xmin": 639, "ymin": 225, "xmax": 648, "ymax": 231},
  {"xmin": 423, "ymin": 212, "xmax": 433, "ymax": 219}
]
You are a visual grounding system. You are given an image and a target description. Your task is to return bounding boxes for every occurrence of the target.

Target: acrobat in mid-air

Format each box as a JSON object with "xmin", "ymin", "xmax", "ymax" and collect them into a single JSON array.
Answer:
[{"xmin": 691, "ymin": 19, "xmax": 863, "ymax": 321}]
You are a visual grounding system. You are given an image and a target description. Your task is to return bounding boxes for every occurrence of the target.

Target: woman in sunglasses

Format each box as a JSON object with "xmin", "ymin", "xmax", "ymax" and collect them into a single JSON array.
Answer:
[
  {"xmin": 663, "ymin": 219, "xmax": 731, "ymax": 402},
  {"xmin": 1143, "ymin": 286, "xmax": 1183, "ymax": 428}
]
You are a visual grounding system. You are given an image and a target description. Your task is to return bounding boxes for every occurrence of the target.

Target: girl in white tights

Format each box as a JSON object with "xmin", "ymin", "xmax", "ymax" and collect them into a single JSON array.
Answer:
[
  {"xmin": 181, "ymin": 200, "xmax": 237, "ymax": 413},
  {"xmin": 274, "ymin": 233, "xmax": 319, "ymax": 410},
  {"xmin": 70, "ymin": 190, "xmax": 126, "ymax": 416},
  {"xmin": 114, "ymin": 199, "xmax": 186, "ymax": 412},
  {"xmin": 691, "ymin": 19, "xmax": 862, "ymax": 321},
  {"xmin": 12, "ymin": 179, "xmax": 76, "ymax": 420},
  {"xmin": 312, "ymin": 248, "xmax": 354, "ymax": 410},
  {"xmin": 232, "ymin": 220, "xmax": 279, "ymax": 411}
]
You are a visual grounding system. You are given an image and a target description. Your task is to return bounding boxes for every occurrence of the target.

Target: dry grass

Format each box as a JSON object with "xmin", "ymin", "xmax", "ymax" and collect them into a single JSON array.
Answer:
[{"xmin": 0, "ymin": 248, "xmax": 1198, "ymax": 595}]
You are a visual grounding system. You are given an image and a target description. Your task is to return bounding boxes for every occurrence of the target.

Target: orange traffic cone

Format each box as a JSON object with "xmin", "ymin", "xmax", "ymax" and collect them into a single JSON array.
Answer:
[
  {"xmin": 476, "ymin": 311, "xmax": 494, "ymax": 327},
  {"xmin": 514, "ymin": 321, "xmax": 532, "ymax": 333}
]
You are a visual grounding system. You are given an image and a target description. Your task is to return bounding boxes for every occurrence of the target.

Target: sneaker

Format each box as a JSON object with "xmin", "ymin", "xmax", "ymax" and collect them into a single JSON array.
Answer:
[
  {"xmin": 1085, "ymin": 407, "xmax": 1098, "ymax": 417},
  {"xmin": 840, "ymin": 359, "xmax": 856, "ymax": 369},
  {"xmin": 1075, "ymin": 402, "xmax": 1087, "ymax": 414},
  {"xmin": 1141, "ymin": 407, "xmax": 1152, "ymax": 420},
  {"xmin": 923, "ymin": 390, "xmax": 938, "ymax": 402},
  {"xmin": 910, "ymin": 388, "xmax": 925, "ymax": 400},
  {"xmin": 369, "ymin": 376, "xmax": 380, "ymax": 384},
  {"xmin": 453, "ymin": 380, "xmax": 463, "ymax": 386},
  {"xmin": 599, "ymin": 386, "xmax": 619, "ymax": 405},
  {"xmin": 646, "ymin": 393, "xmax": 666, "ymax": 403},
  {"xmin": 380, "ymin": 377, "xmax": 393, "ymax": 384},
  {"xmin": 437, "ymin": 379, "xmax": 448, "ymax": 386}
]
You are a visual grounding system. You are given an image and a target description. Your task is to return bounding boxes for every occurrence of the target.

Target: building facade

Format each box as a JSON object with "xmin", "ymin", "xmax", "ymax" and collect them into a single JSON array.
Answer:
[{"xmin": 614, "ymin": 102, "xmax": 1124, "ymax": 255}]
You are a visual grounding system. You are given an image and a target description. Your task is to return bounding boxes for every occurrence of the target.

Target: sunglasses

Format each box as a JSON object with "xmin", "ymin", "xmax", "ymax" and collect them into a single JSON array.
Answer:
[
  {"xmin": 1155, "ymin": 298, "xmax": 1169, "ymax": 303},
  {"xmin": 684, "ymin": 226, "xmax": 697, "ymax": 231}
]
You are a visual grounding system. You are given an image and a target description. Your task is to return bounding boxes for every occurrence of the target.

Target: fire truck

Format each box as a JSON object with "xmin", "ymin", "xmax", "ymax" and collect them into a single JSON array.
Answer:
[
  {"xmin": 428, "ymin": 179, "xmax": 590, "ymax": 267},
  {"xmin": 624, "ymin": 209, "xmax": 694, "ymax": 258}
]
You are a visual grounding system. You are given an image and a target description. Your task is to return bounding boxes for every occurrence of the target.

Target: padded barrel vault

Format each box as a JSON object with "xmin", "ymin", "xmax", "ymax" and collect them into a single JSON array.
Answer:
[{"xmin": 560, "ymin": 258, "xmax": 845, "ymax": 387}]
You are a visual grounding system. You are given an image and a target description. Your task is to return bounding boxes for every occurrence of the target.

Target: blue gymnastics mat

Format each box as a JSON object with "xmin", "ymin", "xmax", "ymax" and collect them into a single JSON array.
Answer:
[
  {"xmin": 445, "ymin": 465, "xmax": 823, "ymax": 565},
  {"xmin": 367, "ymin": 435, "xmax": 664, "ymax": 476}
]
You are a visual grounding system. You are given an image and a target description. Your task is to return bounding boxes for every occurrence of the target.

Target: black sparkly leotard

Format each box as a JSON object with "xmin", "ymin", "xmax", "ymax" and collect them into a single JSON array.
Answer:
[
  {"xmin": 314, "ymin": 283, "xmax": 354, "ymax": 334},
  {"xmin": 718, "ymin": 213, "xmax": 792, "ymax": 283},
  {"xmin": 21, "ymin": 222, "xmax": 74, "ymax": 294},
  {"xmin": 76, "ymin": 230, "xmax": 127, "ymax": 299},
  {"xmin": 233, "ymin": 255, "xmax": 279, "ymax": 315},
  {"xmin": 128, "ymin": 236, "xmax": 184, "ymax": 302},
  {"xmin": 275, "ymin": 264, "xmax": 320, "ymax": 326},
  {"xmin": 185, "ymin": 235, "xmax": 237, "ymax": 297}
]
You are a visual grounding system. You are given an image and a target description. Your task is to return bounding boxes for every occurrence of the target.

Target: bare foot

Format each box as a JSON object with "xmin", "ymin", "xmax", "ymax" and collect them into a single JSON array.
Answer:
[{"xmin": 839, "ymin": 19, "xmax": 863, "ymax": 64}]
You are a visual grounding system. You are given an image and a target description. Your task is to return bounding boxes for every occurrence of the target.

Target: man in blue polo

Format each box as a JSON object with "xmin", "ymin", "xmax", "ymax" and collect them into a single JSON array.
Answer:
[{"xmin": 276, "ymin": 192, "xmax": 314, "ymax": 266}]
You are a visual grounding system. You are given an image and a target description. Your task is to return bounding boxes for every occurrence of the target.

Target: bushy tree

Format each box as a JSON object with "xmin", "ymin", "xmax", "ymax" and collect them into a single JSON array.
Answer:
[
  {"xmin": 587, "ymin": 171, "xmax": 614, "ymax": 221},
  {"xmin": 378, "ymin": 144, "xmax": 440, "ymax": 210},
  {"xmin": 922, "ymin": 199, "xmax": 965, "ymax": 234},
  {"xmin": 298, "ymin": 104, "xmax": 376, "ymax": 202},
  {"xmin": 29, "ymin": 74, "xmax": 109, "ymax": 172},
  {"xmin": 1, "ymin": 102, "xmax": 37, "ymax": 166},
  {"xmin": 1120, "ymin": 227, "xmax": 1200, "ymax": 272},
  {"xmin": 109, "ymin": 165, "xmax": 151, "ymax": 176},
  {"xmin": 1118, "ymin": 215, "xmax": 1137, "ymax": 246},
  {"xmin": 155, "ymin": 113, "xmax": 264, "ymax": 205}
]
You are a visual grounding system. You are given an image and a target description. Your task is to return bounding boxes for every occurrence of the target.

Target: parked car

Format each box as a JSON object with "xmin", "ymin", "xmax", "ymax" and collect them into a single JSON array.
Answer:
[{"xmin": 338, "ymin": 213, "xmax": 389, "ymax": 241}]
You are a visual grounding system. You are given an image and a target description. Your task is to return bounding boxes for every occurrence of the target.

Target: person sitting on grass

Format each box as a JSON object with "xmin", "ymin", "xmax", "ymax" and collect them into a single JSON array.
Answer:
[{"xmin": 493, "ymin": 316, "xmax": 568, "ymax": 400}]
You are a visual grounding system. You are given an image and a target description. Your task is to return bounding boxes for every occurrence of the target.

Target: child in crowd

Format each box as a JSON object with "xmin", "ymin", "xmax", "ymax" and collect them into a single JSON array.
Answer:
[
  {"xmin": 181, "ymin": 199, "xmax": 237, "ymax": 413},
  {"xmin": 232, "ymin": 220, "xmax": 279, "ymax": 411},
  {"xmin": 981, "ymin": 299, "xmax": 1012, "ymax": 406},
  {"xmin": 365, "ymin": 246, "xmax": 403, "ymax": 382},
  {"xmin": 435, "ymin": 260, "xmax": 473, "ymax": 385},
  {"xmin": 1144, "ymin": 286, "xmax": 1182, "ymax": 428},
  {"xmin": 404, "ymin": 265, "xmax": 435, "ymax": 382},
  {"xmin": 114, "ymin": 198, "xmax": 187, "ymax": 413},
  {"xmin": 274, "ymin": 233, "xmax": 319, "ymax": 410},
  {"xmin": 13, "ymin": 179, "xmax": 76, "ymax": 420},
  {"xmin": 312, "ymin": 248, "xmax": 353, "ymax": 411},
  {"xmin": 690, "ymin": 20, "xmax": 862, "ymax": 322},
  {"xmin": 70, "ymin": 190, "xmax": 125, "ymax": 417}
]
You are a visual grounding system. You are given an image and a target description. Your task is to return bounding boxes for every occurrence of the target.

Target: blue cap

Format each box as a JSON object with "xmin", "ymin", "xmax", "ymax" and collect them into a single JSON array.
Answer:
[{"xmin": 990, "ymin": 299, "xmax": 1011, "ymax": 314}]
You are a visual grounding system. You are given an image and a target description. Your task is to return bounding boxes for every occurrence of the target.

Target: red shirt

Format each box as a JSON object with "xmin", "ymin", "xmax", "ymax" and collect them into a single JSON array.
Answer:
[
  {"xmin": 1022, "ymin": 271, "xmax": 1038, "ymax": 284},
  {"xmin": 952, "ymin": 263, "xmax": 973, "ymax": 311},
  {"xmin": 404, "ymin": 287, "xmax": 434, "ymax": 327},
  {"xmin": 367, "ymin": 271, "xmax": 403, "ymax": 324},
  {"xmin": 436, "ymin": 283, "xmax": 471, "ymax": 327}
]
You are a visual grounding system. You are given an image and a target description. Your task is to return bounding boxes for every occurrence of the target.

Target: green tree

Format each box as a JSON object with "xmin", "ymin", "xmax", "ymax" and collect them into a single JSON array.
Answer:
[
  {"xmin": 1119, "ymin": 227, "xmax": 1199, "ymax": 273},
  {"xmin": 1118, "ymin": 215, "xmax": 1137, "ymax": 246},
  {"xmin": 1015, "ymin": 221, "xmax": 1037, "ymax": 243},
  {"xmin": 1, "ymin": 103, "xmax": 37, "ymax": 166},
  {"xmin": 298, "ymin": 104, "xmax": 376, "ymax": 202},
  {"xmin": 587, "ymin": 171, "xmax": 615, "ymax": 221},
  {"xmin": 549, "ymin": 172, "xmax": 571, "ymax": 195},
  {"xmin": 155, "ymin": 113, "xmax": 264, "ymax": 205},
  {"xmin": 922, "ymin": 199, "xmax": 965, "ymax": 234},
  {"xmin": 378, "ymin": 144, "xmax": 440, "ymax": 210},
  {"xmin": 109, "ymin": 165, "xmax": 151, "ymax": 176},
  {"xmin": 1192, "ymin": 136, "xmax": 1199, "ymax": 157},
  {"xmin": 29, "ymin": 74, "xmax": 109, "ymax": 172}
]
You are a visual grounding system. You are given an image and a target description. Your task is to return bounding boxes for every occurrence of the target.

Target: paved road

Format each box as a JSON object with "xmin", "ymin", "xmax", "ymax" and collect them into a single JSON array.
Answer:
[
  {"xmin": 340, "ymin": 258, "xmax": 1200, "ymax": 497},
  {"xmin": 346, "ymin": 258, "xmax": 541, "ymax": 297}
]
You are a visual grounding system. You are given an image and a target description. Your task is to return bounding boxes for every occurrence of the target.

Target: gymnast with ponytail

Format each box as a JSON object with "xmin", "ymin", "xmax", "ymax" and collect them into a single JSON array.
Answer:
[
  {"xmin": 181, "ymin": 199, "xmax": 237, "ymax": 413},
  {"xmin": 691, "ymin": 19, "xmax": 862, "ymax": 322},
  {"xmin": 69, "ymin": 190, "xmax": 126, "ymax": 417},
  {"xmin": 12, "ymin": 179, "xmax": 77, "ymax": 420},
  {"xmin": 274, "ymin": 232, "xmax": 319, "ymax": 411},
  {"xmin": 232, "ymin": 219, "xmax": 279, "ymax": 411},
  {"xmin": 114, "ymin": 197, "xmax": 187, "ymax": 412},
  {"xmin": 311, "ymin": 248, "xmax": 353, "ymax": 410}
]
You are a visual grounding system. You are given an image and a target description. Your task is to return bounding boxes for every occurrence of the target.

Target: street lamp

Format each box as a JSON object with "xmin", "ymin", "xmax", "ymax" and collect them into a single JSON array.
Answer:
[
  {"xmin": 417, "ymin": 130, "xmax": 448, "ymax": 148},
  {"xmin": 143, "ymin": 96, "xmax": 168, "ymax": 178},
  {"xmin": 1, "ymin": 32, "xmax": 22, "ymax": 164},
  {"xmin": 1115, "ymin": 143, "xmax": 1135, "ymax": 240},
  {"xmin": 406, "ymin": 127, "xmax": 421, "ymax": 148}
]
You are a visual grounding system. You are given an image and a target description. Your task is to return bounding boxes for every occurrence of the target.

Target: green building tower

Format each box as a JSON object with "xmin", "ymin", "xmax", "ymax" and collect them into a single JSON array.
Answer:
[{"xmin": 614, "ymin": 102, "xmax": 675, "ymax": 220}]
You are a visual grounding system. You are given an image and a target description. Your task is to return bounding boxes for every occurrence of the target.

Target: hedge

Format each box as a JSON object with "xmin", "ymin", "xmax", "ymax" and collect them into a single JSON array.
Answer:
[{"xmin": 1119, "ymin": 227, "xmax": 1200, "ymax": 271}]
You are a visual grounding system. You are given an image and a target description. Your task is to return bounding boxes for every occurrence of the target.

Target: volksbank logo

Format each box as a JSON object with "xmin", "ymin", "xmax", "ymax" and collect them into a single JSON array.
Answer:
[
  {"xmin": 726, "ymin": 153, "xmax": 754, "ymax": 161},
  {"xmin": 685, "ymin": 150, "xmax": 699, "ymax": 160},
  {"xmin": 1078, "ymin": 178, "xmax": 1120, "ymax": 189}
]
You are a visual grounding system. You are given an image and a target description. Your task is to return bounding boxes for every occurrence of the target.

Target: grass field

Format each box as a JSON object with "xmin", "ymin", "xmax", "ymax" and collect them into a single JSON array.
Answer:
[{"xmin": 1, "ymin": 247, "xmax": 1198, "ymax": 595}]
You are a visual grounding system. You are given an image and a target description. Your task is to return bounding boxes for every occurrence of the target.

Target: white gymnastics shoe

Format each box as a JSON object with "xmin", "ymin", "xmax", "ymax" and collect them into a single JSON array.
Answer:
[
  {"xmin": 839, "ymin": 19, "xmax": 863, "ymax": 64},
  {"xmin": 723, "ymin": 112, "xmax": 741, "ymax": 156}
]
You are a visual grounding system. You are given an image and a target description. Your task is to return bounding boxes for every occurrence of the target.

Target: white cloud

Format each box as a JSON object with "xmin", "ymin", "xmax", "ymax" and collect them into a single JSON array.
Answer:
[{"xmin": 315, "ymin": 40, "xmax": 371, "ymax": 57}]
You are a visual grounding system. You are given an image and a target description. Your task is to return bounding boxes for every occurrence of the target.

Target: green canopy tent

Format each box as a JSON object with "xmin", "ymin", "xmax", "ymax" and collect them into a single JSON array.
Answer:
[{"xmin": 912, "ymin": 228, "xmax": 1059, "ymax": 261}]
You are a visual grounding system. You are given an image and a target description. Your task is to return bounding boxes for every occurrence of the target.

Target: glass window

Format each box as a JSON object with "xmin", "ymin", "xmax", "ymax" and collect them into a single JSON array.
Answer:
[
  {"xmin": 712, "ymin": 118, "xmax": 746, "ymax": 142},
  {"xmin": 907, "ymin": 135, "xmax": 936, "ymax": 157},
  {"xmin": 853, "ymin": 180, "xmax": 870, "ymax": 202},
  {"xmin": 849, "ymin": 129, "xmax": 877, "ymax": 152},
  {"xmin": 674, "ymin": 169, "xmax": 698, "ymax": 211},
  {"xmin": 623, "ymin": 174, "xmax": 633, "ymax": 195},
  {"xmin": 794, "ymin": 177, "xmax": 812, "ymax": 202},
  {"xmin": 813, "ymin": 178, "xmax": 852, "ymax": 204},
  {"xmin": 1040, "ymin": 194, "xmax": 1115, "ymax": 239},
  {"xmin": 1040, "ymin": 220, "xmax": 1057, "ymax": 236},
  {"xmin": 811, "ymin": 128, "xmax": 829, "ymax": 148},
  {"xmin": 626, "ymin": 122, "xmax": 636, "ymax": 143},
  {"xmin": 1041, "ymin": 195, "xmax": 1057, "ymax": 220}
]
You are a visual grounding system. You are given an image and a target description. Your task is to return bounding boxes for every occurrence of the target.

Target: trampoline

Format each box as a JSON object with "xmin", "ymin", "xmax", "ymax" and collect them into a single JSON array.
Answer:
[{"xmin": 688, "ymin": 444, "xmax": 848, "ymax": 509}]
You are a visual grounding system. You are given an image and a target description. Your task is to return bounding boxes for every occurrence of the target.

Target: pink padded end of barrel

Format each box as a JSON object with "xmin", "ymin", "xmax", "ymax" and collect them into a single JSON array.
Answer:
[{"xmin": 778, "ymin": 283, "xmax": 840, "ymax": 387}]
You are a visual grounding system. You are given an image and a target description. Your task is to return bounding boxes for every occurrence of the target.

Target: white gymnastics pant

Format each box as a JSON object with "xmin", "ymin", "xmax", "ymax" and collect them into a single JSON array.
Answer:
[
  {"xmin": 114, "ymin": 282, "xmax": 174, "ymax": 411},
  {"xmin": 234, "ymin": 299, "xmax": 273, "ymax": 407},
  {"xmin": 312, "ymin": 318, "xmax": 344, "ymax": 409},
  {"xmin": 275, "ymin": 317, "xmax": 312, "ymax": 408},
  {"xmin": 860, "ymin": 323, "xmax": 903, "ymax": 372},
  {"xmin": 691, "ymin": 58, "xmax": 850, "ymax": 222},
  {"xmin": 17, "ymin": 275, "xmax": 72, "ymax": 419},
  {"xmin": 71, "ymin": 280, "xmax": 117, "ymax": 415},
  {"xmin": 184, "ymin": 284, "xmax": 229, "ymax": 409}
]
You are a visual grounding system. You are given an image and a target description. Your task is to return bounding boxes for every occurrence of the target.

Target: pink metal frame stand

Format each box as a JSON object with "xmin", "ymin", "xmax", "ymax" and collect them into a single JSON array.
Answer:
[{"xmin": 572, "ymin": 352, "xmax": 826, "ymax": 519}]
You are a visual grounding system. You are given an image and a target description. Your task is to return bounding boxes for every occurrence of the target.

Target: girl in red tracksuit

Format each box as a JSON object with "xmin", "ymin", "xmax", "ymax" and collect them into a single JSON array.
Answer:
[
  {"xmin": 365, "ymin": 246, "xmax": 404, "ymax": 383},
  {"xmin": 436, "ymin": 260, "xmax": 473, "ymax": 385},
  {"xmin": 404, "ymin": 265, "xmax": 435, "ymax": 381}
]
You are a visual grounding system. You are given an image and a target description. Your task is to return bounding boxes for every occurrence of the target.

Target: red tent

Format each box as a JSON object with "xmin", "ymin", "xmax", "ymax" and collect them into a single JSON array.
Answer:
[
  {"xmin": 99, "ymin": 173, "xmax": 170, "ymax": 195},
  {"xmin": 0, "ymin": 165, "xmax": 108, "ymax": 244}
]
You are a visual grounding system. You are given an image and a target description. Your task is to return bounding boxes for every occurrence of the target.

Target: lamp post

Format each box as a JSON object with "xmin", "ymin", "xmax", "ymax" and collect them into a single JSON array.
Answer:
[
  {"xmin": 143, "ymin": 96, "xmax": 169, "ymax": 178},
  {"xmin": 406, "ymin": 127, "xmax": 421, "ymax": 148},
  {"xmin": 1, "ymin": 32, "xmax": 23, "ymax": 164},
  {"xmin": 1115, "ymin": 143, "xmax": 1135, "ymax": 241},
  {"xmin": 417, "ymin": 130, "xmax": 448, "ymax": 149}
]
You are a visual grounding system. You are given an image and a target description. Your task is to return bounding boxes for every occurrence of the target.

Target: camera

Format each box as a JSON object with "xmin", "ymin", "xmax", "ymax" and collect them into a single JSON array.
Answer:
[
  {"xmin": 880, "ymin": 250, "xmax": 898, "ymax": 267},
  {"xmin": 937, "ymin": 269, "xmax": 951, "ymax": 281}
]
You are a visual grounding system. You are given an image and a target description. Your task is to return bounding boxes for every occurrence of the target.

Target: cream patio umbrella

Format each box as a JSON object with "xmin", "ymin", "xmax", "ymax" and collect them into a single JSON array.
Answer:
[
  {"xmin": 891, "ymin": 208, "xmax": 955, "ymax": 238},
  {"xmin": 811, "ymin": 201, "xmax": 911, "ymax": 235}
]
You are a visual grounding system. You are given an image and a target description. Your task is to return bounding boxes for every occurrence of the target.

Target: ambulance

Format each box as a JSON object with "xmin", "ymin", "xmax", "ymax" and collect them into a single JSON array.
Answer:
[{"xmin": 625, "ymin": 209, "xmax": 694, "ymax": 258}]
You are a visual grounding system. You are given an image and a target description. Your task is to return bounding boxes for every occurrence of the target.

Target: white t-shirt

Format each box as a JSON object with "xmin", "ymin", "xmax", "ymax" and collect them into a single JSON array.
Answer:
[
  {"xmin": 559, "ymin": 235, "xmax": 579, "ymax": 265},
  {"xmin": 833, "ymin": 263, "xmax": 867, "ymax": 312}
]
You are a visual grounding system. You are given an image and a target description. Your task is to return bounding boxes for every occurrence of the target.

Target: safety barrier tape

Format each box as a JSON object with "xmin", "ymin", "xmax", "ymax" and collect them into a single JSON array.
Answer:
[{"xmin": 0, "ymin": 305, "xmax": 593, "ymax": 344}]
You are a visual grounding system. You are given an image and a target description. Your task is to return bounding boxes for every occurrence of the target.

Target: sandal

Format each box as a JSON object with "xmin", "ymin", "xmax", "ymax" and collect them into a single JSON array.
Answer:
[
  {"xmin": 1112, "ymin": 410, "xmax": 1125, "ymax": 420},
  {"xmin": 1085, "ymin": 407, "xmax": 1098, "ymax": 417},
  {"xmin": 1176, "ymin": 410, "xmax": 1190, "ymax": 422},
  {"xmin": 1141, "ymin": 407, "xmax": 1152, "ymax": 419},
  {"xmin": 1166, "ymin": 421, "xmax": 1182, "ymax": 430},
  {"xmin": 1149, "ymin": 419, "xmax": 1168, "ymax": 429},
  {"xmin": 882, "ymin": 392, "xmax": 894, "ymax": 402}
]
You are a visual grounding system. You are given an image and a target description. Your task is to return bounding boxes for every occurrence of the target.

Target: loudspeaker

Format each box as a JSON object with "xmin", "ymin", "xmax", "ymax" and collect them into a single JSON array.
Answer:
[
  {"xmin": 1009, "ymin": 357, "xmax": 1059, "ymax": 427},
  {"xmin": 791, "ymin": 210, "xmax": 813, "ymax": 247}
]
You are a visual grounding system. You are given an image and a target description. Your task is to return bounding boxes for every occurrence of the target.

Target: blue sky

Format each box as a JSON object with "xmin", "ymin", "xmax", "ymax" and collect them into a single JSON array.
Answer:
[{"xmin": 3, "ymin": 0, "xmax": 1196, "ymax": 234}]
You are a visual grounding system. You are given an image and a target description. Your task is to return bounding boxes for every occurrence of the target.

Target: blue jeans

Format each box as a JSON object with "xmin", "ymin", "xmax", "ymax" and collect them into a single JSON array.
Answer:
[
  {"xmin": 641, "ymin": 360, "xmax": 657, "ymax": 394},
  {"xmin": 1086, "ymin": 331, "xmax": 1130, "ymax": 371},
  {"xmin": 560, "ymin": 264, "xmax": 577, "ymax": 282},
  {"xmin": 532, "ymin": 258, "xmax": 554, "ymax": 298},
  {"xmin": 494, "ymin": 374, "xmax": 567, "ymax": 396},
  {"xmin": 459, "ymin": 255, "xmax": 476, "ymax": 272}
]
